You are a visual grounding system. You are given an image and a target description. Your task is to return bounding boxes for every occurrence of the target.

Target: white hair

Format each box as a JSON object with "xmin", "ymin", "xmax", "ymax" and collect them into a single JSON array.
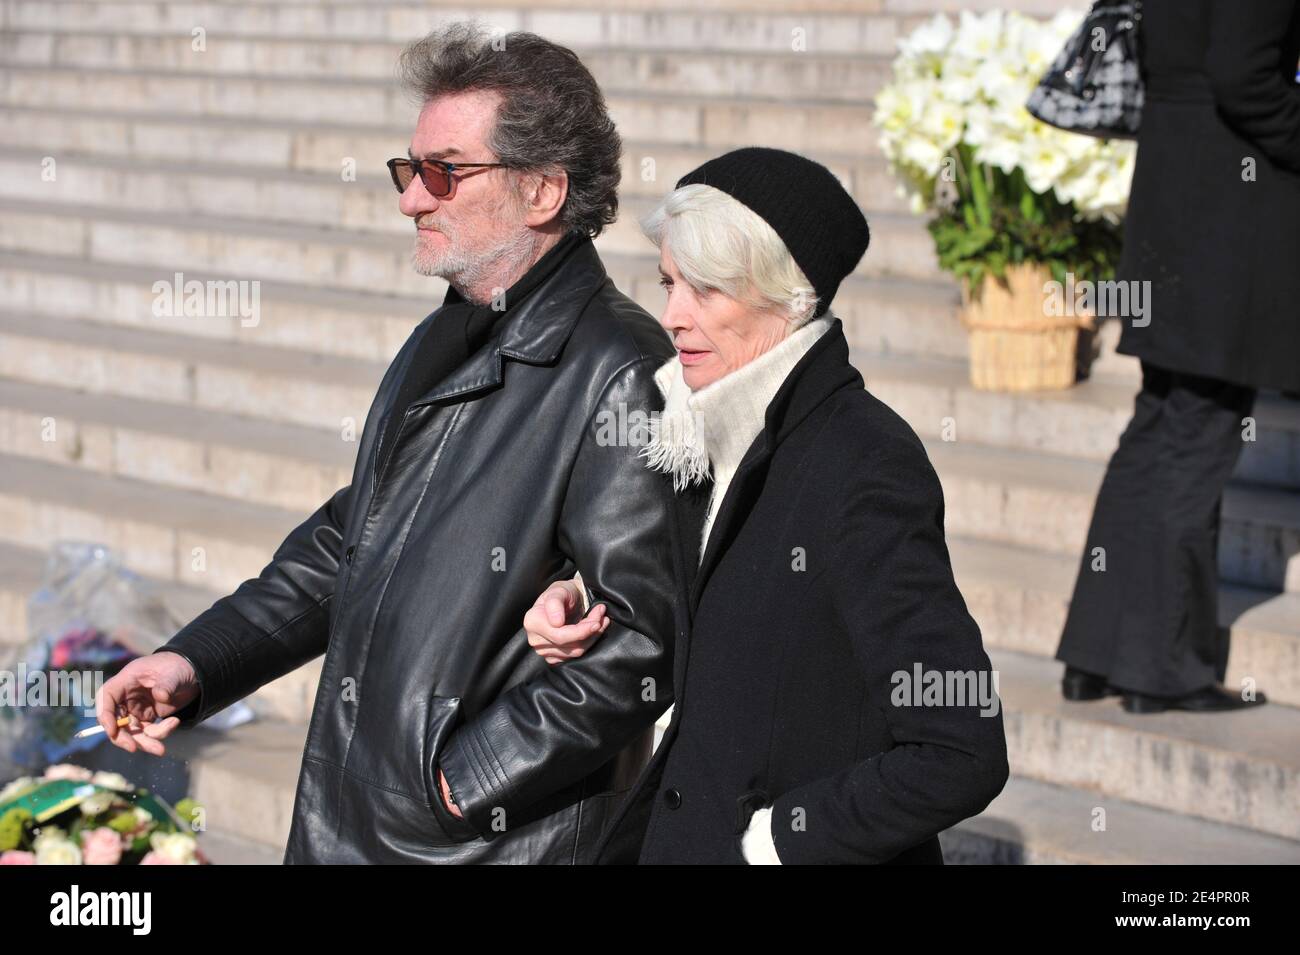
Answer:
[{"xmin": 640, "ymin": 183, "xmax": 821, "ymax": 326}]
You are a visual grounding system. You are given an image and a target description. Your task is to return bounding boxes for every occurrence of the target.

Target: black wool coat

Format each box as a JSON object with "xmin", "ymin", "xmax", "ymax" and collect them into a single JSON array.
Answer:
[
  {"xmin": 593, "ymin": 320, "xmax": 1010, "ymax": 865},
  {"xmin": 1116, "ymin": 0, "xmax": 1300, "ymax": 391}
]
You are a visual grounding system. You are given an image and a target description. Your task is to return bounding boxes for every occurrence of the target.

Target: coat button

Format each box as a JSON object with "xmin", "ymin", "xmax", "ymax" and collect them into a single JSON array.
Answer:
[
  {"xmin": 344, "ymin": 545, "xmax": 355, "ymax": 565},
  {"xmin": 663, "ymin": 788, "xmax": 682, "ymax": 810}
]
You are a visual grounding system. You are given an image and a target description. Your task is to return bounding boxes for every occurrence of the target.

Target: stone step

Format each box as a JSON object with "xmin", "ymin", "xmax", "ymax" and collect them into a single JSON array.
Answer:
[
  {"xmin": 859, "ymin": 351, "xmax": 1300, "ymax": 485},
  {"xmin": 0, "ymin": 0, "xmax": 915, "ymax": 50},
  {"xmin": 0, "ymin": 250, "xmax": 431, "ymax": 363},
  {"xmin": 0, "ymin": 307, "xmax": 384, "ymax": 432},
  {"xmin": 0, "ymin": 64, "xmax": 880, "ymax": 156},
  {"xmin": 0, "ymin": 539, "xmax": 322, "ymax": 723},
  {"xmin": 0, "ymin": 30, "xmax": 890, "ymax": 104},
  {"xmin": 0, "ymin": 134, "xmax": 911, "ymax": 219},
  {"xmin": 2, "ymin": 0, "xmax": 991, "ymax": 39},
  {"xmin": 927, "ymin": 438, "xmax": 1300, "ymax": 594},
  {"xmin": 51, "ymin": 0, "xmax": 1070, "ymax": 10},
  {"xmin": 0, "ymin": 306, "xmax": 1165, "ymax": 498},
  {"xmin": 0, "ymin": 377, "xmax": 354, "ymax": 512},
  {"xmin": 160, "ymin": 715, "xmax": 306, "ymax": 852},
  {"xmin": 0, "ymin": 193, "xmax": 941, "ymax": 304},
  {"xmin": 0, "ymin": 0, "xmax": 1077, "ymax": 44},
  {"xmin": 0, "ymin": 451, "xmax": 307, "ymax": 594},
  {"xmin": 195, "ymin": 825, "xmax": 286, "ymax": 864},
  {"xmin": 951, "ymin": 535, "xmax": 1300, "ymax": 709},
  {"xmin": 994, "ymin": 648, "xmax": 1300, "ymax": 842},
  {"xmin": 941, "ymin": 774, "xmax": 1300, "ymax": 864},
  {"xmin": 0, "ymin": 248, "xmax": 960, "ymax": 369},
  {"xmin": 0, "ymin": 103, "xmax": 910, "ymax": 212}
]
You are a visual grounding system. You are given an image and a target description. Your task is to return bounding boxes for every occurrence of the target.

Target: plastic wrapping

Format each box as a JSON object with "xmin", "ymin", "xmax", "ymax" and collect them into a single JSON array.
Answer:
[{"xmin": 0, "ymin": 541, "xmax": 251, "ymax": 779}]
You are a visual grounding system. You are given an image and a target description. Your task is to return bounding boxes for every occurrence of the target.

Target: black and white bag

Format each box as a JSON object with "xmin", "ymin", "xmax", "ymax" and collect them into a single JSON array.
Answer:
[{"xmin": 1026, "ymin": 1, "xmax": 1144, "ymax": 139}]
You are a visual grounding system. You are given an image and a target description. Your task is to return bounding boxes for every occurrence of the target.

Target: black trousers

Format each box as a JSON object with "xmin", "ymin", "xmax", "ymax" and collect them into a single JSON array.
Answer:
[{"xmin": 1056, "ymin": 360, "xmax": 1257, "ymax": 696}]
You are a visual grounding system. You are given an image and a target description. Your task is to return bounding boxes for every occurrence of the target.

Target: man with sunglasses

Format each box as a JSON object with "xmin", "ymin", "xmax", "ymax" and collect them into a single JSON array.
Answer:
[{"xmin": 97, "ymin": 23, "xmax": 682, "ymax": 864}]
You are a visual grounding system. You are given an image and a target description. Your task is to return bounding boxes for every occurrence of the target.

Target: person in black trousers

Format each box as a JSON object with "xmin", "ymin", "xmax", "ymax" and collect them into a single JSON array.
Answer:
[{"xmin": 1058, "ymin": 0, "xmax": 1300, "ymax": 713}]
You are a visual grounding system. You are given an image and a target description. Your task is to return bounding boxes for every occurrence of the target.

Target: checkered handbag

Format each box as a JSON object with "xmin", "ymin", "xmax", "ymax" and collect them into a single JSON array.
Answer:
[{"xmin": 1026, "ymin": 1, "xmax": 1144, "ymax": 139}]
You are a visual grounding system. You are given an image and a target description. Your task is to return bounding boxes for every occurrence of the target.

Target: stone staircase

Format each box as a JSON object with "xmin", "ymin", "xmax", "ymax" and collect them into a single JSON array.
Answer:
[{"xmin": 1, "ymin": 0, "xmax": 1296, "ymax": 864}]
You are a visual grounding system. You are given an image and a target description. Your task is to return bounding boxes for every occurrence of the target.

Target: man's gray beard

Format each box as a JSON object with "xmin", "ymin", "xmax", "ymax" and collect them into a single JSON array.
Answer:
[{"xmin": 412, "ymin": 226, "xmax": 543, "ymax": 306}]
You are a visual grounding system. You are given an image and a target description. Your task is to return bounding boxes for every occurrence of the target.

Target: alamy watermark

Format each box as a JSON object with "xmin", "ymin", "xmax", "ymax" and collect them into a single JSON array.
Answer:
[
  {"xmin": 1043, "ymin": 272, "xmax": 1151, "ymax": 328},
  {"xmin": 152, "ymin": 271, "xmax": 261, "ymax": 327},
  {"xmin": 891, "ymin": 664, "xmax": 1001, "ymax": 717},
  {"xmin": 0, "ymin": 664, "xmax": 102, "ymax": 717}
]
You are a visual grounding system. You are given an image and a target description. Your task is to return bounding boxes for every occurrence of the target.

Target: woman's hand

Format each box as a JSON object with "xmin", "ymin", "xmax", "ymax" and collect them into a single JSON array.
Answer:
[{"xmin": 524, "ymin": 578, "xmax": 610, "ymax": 666}]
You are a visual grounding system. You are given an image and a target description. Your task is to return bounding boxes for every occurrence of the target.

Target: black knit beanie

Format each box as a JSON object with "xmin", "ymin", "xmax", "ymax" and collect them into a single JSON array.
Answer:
[{"xmin": 675, "ymin": 147, "xmax": 870, "ymax": 318}]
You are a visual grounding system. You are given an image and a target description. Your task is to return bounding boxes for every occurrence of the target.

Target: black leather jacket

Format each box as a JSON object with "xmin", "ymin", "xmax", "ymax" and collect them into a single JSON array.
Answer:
[{"xmin": 156, "ymin": 237, "xmax": 681, "ymax": 863}]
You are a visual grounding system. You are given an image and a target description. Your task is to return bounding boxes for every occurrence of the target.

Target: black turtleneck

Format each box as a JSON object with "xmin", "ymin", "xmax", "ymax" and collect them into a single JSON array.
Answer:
[{"xmin": 376, "ymin": 230, "xmax": 586, "ymax": 484}]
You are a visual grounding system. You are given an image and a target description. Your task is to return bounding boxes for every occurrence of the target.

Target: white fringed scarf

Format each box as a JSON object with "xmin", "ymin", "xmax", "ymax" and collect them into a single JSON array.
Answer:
[{"xmin": 639, "ymin": 317, "xmax": 834, "ymax": 560}]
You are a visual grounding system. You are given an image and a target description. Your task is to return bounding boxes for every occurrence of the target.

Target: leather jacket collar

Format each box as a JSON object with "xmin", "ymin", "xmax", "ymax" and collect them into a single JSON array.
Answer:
[{"xmin": 413, "ymin": 235, "xmax": 609, "ymax": 405}]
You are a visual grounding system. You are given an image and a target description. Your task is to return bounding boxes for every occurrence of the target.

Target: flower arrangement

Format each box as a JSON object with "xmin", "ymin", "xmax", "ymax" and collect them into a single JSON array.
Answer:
[
  {"xmin": 874, "ymin": 9, "xmax": 1136, "ymax": 293},
  {"xmin": 0, "ymin": 764, "xmax": 208, "ymax": 865}
]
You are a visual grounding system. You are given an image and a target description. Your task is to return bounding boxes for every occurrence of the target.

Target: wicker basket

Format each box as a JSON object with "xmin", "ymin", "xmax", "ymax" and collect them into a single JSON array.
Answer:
[{"xmin": 959, "ymin": 263, "xmax": 1093, "ymax": 392}]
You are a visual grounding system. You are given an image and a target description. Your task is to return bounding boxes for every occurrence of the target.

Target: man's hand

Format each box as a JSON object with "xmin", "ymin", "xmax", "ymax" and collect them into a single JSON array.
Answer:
[
  {"xmin": 438, "ymin": 768, "xmax": 463, "ymax": 818},
  {"xmin": 523, "ymin": 579, "xmax": 610, "ymax": 666},
  {"xmin": 94, "ymin": 651, "xmax": 199, "ymax": 756}
]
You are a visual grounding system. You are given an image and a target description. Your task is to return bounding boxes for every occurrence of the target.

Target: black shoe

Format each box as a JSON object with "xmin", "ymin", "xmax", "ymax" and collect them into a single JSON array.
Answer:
[
  {"xmin": 1122, "ymin": 685, "xmax": 1268, "ymax": 714},
  {"xmin": 1061, "ymin": 665, "xmax": 1120, "ymax": 701}
]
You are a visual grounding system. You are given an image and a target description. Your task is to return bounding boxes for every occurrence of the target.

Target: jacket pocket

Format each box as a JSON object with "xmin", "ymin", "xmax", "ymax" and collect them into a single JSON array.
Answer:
[{"xmin": 423, "ymin": 695, "xmax": 481, "ymax": 845}]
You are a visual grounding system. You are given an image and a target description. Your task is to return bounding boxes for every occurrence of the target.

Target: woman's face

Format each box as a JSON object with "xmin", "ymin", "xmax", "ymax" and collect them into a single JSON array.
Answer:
[{"xmin": 656, "ymin": 241, "xmax": 793, "ymax": 391}]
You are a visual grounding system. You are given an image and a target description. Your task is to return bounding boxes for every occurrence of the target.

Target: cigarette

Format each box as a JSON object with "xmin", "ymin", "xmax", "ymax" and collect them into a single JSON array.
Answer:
[{"xmin": 74, "ymin": 716, "xmax": 134, "ymax": 740}]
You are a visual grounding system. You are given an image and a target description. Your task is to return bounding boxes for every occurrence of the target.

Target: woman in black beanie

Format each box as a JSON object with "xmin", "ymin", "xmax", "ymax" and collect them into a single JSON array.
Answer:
[{"xmin": 521, "ymin": 147, "xmax": 1009, "ymax": 864}]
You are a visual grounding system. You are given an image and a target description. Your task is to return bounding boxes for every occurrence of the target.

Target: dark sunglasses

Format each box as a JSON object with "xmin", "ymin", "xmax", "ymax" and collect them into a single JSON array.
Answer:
[{"xmin": 386, "ymin": 157, "xmax": 508, "ymax": 198}]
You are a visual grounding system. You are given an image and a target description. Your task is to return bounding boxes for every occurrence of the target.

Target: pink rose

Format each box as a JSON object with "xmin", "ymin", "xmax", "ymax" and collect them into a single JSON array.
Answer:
[
  {"xmin": 0, "ymin": 851, "xmax": 36, "ymax": 865},
  {"xmin": 80, "ymin": 826, "xmax": 124, "ymax": 866},
  {"xmin": 139, "ymin": 851, "xmax": 178, "ymax": 865}
]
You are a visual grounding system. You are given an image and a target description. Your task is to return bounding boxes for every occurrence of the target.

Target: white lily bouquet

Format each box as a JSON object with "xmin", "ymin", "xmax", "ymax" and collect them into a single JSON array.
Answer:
[{"xmin": 874, "ymin": 9, "xmax": 1137, "ymax": 294}]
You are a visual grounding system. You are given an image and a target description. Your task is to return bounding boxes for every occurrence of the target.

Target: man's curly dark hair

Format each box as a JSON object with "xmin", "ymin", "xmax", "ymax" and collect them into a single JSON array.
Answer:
[{"xmin": 398, "ymin": 22, "xmax": 622, "ymax": 238}]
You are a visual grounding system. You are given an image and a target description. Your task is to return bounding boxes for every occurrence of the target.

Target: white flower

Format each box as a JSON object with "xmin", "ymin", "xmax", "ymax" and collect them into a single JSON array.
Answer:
[
  {"xmin": 91, "ymin": 771, "xmax": 133, "ymax": 792},
  {"xmin": 1020, "ymin": 134, "xmax": 1072, "ymax": 194},
  {"xmin": 1056, "ymin": 128, "xmax": 1100, "ymax": 164},
  {"xmin": 976, "ymin": 135, "xmax": 1022, "ymax": 176},
  {"xmin": 1048, "ymin": 8, "xmax": 1086, "ymax": 44},
  {"xmin": 900, "ymin": 135, "xmax": 947, "ymax": 179},
  {"xmin": 988, "ymin": 92, "xmax": 1036, "ymax": 141},
  {"xmin": 148, "ymin": 832, "xmax": 199, "ymax": 865},
  {"xmin": 874, "ymin": 79, "xmax": 928, "ymax": 137},
  {"xmin": 898, "ymin": 13, "xmax": 954, "ymax": 59},
  {"xmin": 973, "ymin": 56, "xmax": 1031, "ymax": 103},
  {"xmin": 872, "ymin": 6, "xmax": 1132, "ymax": 219},
  {"xmin": 951, "ymin": 9, "xmax": 1005, "ymax": 61},
  {"xmin": 919, "ymin": 98, "xmax": 965, "ymax": 151},
  {"xmin": 35, "ymin": 837, "xmax": 82, "ymax": 865},
  {"xmin": 43, "ymin": 764, "xmax": 93, "ymax": 782},
  {"xmin": 79, "ymin": 790, "xmax": 116, "ymax": 816},
  {"xmin": 962, "ymin": 102, "xmax": 993, "ymax": 148},
  {"xmin": 1002, "ymin": 10, "xmax": 1030, "ymax": 53},
  {"xmin": 938, "ymin": 57, "xmax": 982, "ymax": 105}
]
